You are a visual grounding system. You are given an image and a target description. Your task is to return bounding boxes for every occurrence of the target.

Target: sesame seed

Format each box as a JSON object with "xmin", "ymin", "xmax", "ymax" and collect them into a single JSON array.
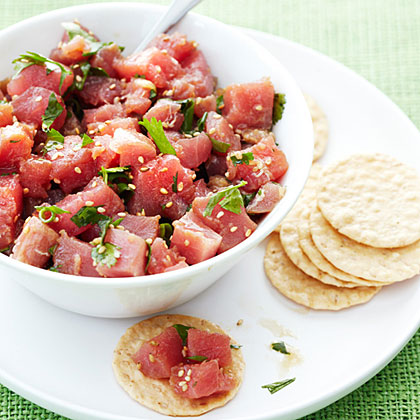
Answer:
[
  {"xmin": 208, "ymin": 128, "xmax": 216, "ymax": 135},
  {"xmin": 72, "ymin": 63, "xmax": 79, "ymax": 69},
  {"xmin": 98, "ymin": 245, "xmax": 106, "ymax": 254},
  {"xmin": 12, "ymin": 115, "xmax": 18, "ymax": 123},
  {"xmin": 266, "ymin": 157, "xmax": 272, "ymax": 165},
  {"xmin": 245, "ymin": 229, "xmax": 252, "ymax": 237},
  {"xmin": 213, "ymin": 113, "xmax": 221, "ymax": 119},
  {"xmin": 178, "ymin": 369, "xmax": 184, "ymax": 377},
  {"xmin": 85, "ymin": 201, "xmax": 94, "ymax": 206},
  {"xmin": 230, "ymin": 226, "xmax": 238, "ymax": 232},
  {"xmin": 225, "ymin": 172, "xmax": 230, "ymax": 178},
  {"xmin": 136, "ymin": 212, "xmax": 141, "ymax": 216},
  {"xmin": 228, "ymin": 123, "xmax": 233, "ymax": 129},
  {"xmin": 113, "ymin": 96, "xmax": 121, "ymax": 104},
  {"xmin": 88, "ymin": 130, "xmax": 96, "ymax": 135},
  {"xmin": 117, "ymin": 212, "xmax": 126, "ymax": 217},
  {"xmin": 216, "ymin": 211, "xmax": 224, "ymax": 219},
  {"xmin": 165, "ymin": 201, "xmax": 173, "ymax": 208},
  {"xmin": 140, "ymin": 167, "xmax": 149, "ymax": 172},
  {"xmin": 91, "ymin": 238, "xmax": 101, "ymax": 246},
  {"xmin": 97, "ymin": 207, "xmax": 106, "ymax": 213},
  {"xmin": 161, "ymin": 49, "xmax": 168, "ymax": 54},
  {"xmin": 192, "ymin": 41, "xmax": 198, "ymax": 48},
  {"xmin": 109, "ymin": 83, "xmax": 116, "ymax": 90},
  {"xmin": 159, "ymin": 167, "xmax": 168, "ymax": 172},
  {"xmin": 177, "ymin": 182, "xmax": 184, "ymax": 192},
  {"xmin": 128, "ymin": 183, "xmax": 136, "ymax": 190},
  {"xmin": 155, "ymin": 65, "xmax": 162, "ymax": 73},
  {"xmin": 116, "ymin": 225, "xmax": 125, "ymax": 230},
  {"xmin": 185, "ymin": 376, "xmax": 191, "ymax": 382},
  {"xmin": 74, "ymin": 167, "xmax": 82, "ymax": 174},
  {"xmin": 192, "ymin": 174, "xmax": 196, "ymax": 180},
  {"xmin": 184, "ymin": 239, "xmax": 190, "ymax": 246},
  {"xmin": 75, "ymin": 127, "xmax": 80, "ymax": 135},
  {"xmin": 91, "ymin": 181, "xmax": 97, "ymax": 188},
  {"xmin": 160, "ymin": 188, "xmax": 168, "ymax": 195},
  {"xmin": 35, "ymin": 95, "xmax": 43, "ymax": 102},
  {"xmin": 182, "ymin": 384, "xmax": 188, "ymax": 392},
  {"xmin": 23, "ymin": 187, "xmax": 29, "ymax": 194},
  {"xmin": 195, "ymin": 97, "xmax": 202, "ymax": 104},
  {"xmin": 145, "ymin": 238, "xmax": 153, "ymax": 245},
  {"xmin": 255, "ymin": 104, "xmax": 263, "ymax": 111},
  {"xmin": 141, "ymin": 209, "xmax": 146, "ymax": 216},
  {"xmin": 129, "ymin": 174, "xmax": 134, "ymax": 179},
  {"xmin": 138, "ymin": 156, "xmax": 144, "ymax": 164},
  {"xmin": 193, "ymin": 131, "xmax": 200, "ymax": 137},
  {"xmin": 148, "ymin": 354, "xmax": 155, "ymax": 362},
  {"xmin": 235, "ymin": 129, "xmax": 242, "ymax": 134},
  {"xmin": 182, "ymin": 347, "xmax": 187, "ymax": 357},
  {"xmin": 53, "ymin": 178, "xmax": 61, "ymax": 184},
  {"xmin": 165, "ymin": 89, "xmax": 173, "ymax": 96},
  {"xmin": 76, "ymin": 75, "xmax": 83, "ymax": 82},
  {"xmin": 257, "ymin": 161, "xmax": 264, "ymax": 169},
  {"xmin": 162, "ymin": 122, "xmax": 169, "ymax": 129},
  {"xmin": 235, "ymin": 133, "xmax": 241, "ymax": 139},
  {"xmin": 179, "ymin": 380, "xmax": 186, "ymax": 386},
  {"xmin": 72, "ymin": 146, "xmax": 81, "ymax": 152},
  {"xmin": 184, "ymin": 133, "xmax": 192, "ymax": 138},
  {"xmin": 237, "ymin": 319, "xmax": 244, "ymax": 326},
  {"xmin": 166, "ymin": 255, "xmax": 171, "ymax": 262}
]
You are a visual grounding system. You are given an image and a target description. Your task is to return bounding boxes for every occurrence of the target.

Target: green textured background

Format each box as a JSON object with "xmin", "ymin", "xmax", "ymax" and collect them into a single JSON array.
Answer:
[{"xmin": 0, "ymin": 0, "xmax": 419, "ymax": 419}]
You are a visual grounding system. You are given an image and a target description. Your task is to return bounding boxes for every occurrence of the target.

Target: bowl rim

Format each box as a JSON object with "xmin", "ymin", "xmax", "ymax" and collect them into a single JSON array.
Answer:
[{"xmin": 0, "ymin": 2, "xmax": 313, "ymax": 289}]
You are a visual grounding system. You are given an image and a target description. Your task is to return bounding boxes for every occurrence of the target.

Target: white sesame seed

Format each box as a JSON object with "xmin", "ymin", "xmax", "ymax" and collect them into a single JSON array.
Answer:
[
  {"xmin": 160, "ymin": 188, "xmax": 168, "ymax": 195},
  {"xmin": 72, "ymin": 63, "xmax": 79, "ymax": 69},
  {"xmin": 166, "ymin": 255, "xmax": 171, "ymax": 262},
  {"xmin": 138, "ymin": 156, "xmax": 144, "ymax": 164},
  {"xmin": 155, "ymin": 65, "xmax": 162, "ymax": 73},
  {"xmin": 185, "ymin": 376, "xmax": 191, "ymax": 382},
  {"xmin": 98, "ymin": 245, "xmax": 106, "ymax": 254},
  {"xmin": 116, "ymin": 225, "xmax": 125, "ymax": 230},
  {"xmin": 89, "ymin": 130, "xmax": 96, "ymax": 135},
  {"xmin": 128, "ymin": 183, "xmax": 136, "ymax": 190},
  {"xmin": 75, "ymin": 75, "xmax": 82, "ymax": 82},
  {"xmin": 74, "ymin": 166, "xmax": 82, "ymax": 174},
  {"xmin": 208, "ymin": 128, "xmax": 216, "ymax": 135},
  {"xmin": 237, "ymin": 319, "xmax": 244, "ymax": 326},
  {"xmin": 159, "ymin": 167, "xmax": 168, "ymax": 173},
  {"xmin": 97, "ymin": 207, "xmax": 106, "ymax": 213},
  {"xmin": 266, "ymin": 157, "xmax": 272, "ymax": 165},
  {"xmin": 165, "ymin": 201, "xmax": 173, "ymax": 208},
  {"xmin": 165, "ymin": 89, "xmax": 173, "ymax": 96},
  {"xmin": 23, "ymin": 187, "xmax": 29, "ymax": 194},
  {"xmin": 145, "ymin": 238, "xmax": 153, "ymax": 245},
  {"xmin": 184, "ymin": 239, "xmax": 190, "ymax": 246},
  {"xmin": 225, "ymin": 172, "xmax": 230, "ymax": 178},
  {"xmin": 192, "ymin": 41, "xmax": 198, "ymax": 48},
  {"xmin": 228, "ymin": 123, "xmax": 233, "ymax": 129},
  {"xmin": 182, "ymin": 384, "xmax": 188, "ymax": 392},
  {"xmin": 255, "ymin": 104, "xmax": 263, "ymax": 111},
  {"xmin": 85, "ymin": 201, "xmax": 94, "ymax": 206},
  {"xmin": 213, "ymin": 113, "xmax": 221, "ymax": 119},
  {"xmin": 91, "ymin": 181, "xmax": 97, "ymax": 188},
  {"xmin": 216, "ymin": 211, "xmax": 224, "ymax": 219},
  {"xmin": 148, "ymin": 354, "xmax": 155, "ymax": 362},
  {"xmin": 193, "ymin": 131, "xmax": 200, "ymax": 137},
  {"xmin": 91, "ymin": 238, "xmax": 101, "ymax": 246},
  {"xmin": 178, "ymin": 369, "xmax": 184, "ymax": 377},
  {"xmin": 140, "ymin": 167, "xmax": 149, "ymax": 172},
  {"xmin": 245, "ymin": 229, "xmax": 252, "ymax": 237},
  {"xmin": 12, "ymin": 115, "xmax": 18, "ymax": 123},
  {"xmin": 195, "ymin": 97, "xmax": 202, "ymax": 104},
  {"xmin": 117, "ymin": 212, "xmax": 126, "ymax": 217},
  {"xmin": 177, "ymin": 182, "xmax": 184, "ymax": 191},
  {"xmin": 192, "ymin": 174, "xmax": 196, "ymax": 180},
  {"xmin": 35, "ymin": 95, "xmax": 43, "ymax": 102},
  {"xmin": 109, "ymin": 83, "xmax": 116, "ymax": 90},
  {"xmin": 75, "ymin": 127, "xmax": 80, "ymax": 134},
  {"xmin": 187, "ymin": 369, "xmax": 192, "ymax": 376},
  {"xmin": 230, "ymin": 226, "xmax": 238, "ymax": 232},
  {"xmin": 184, "ymin": 133, "xmax": 192, "ymax": 138},
  {"xmin": 53, "ymin": 178, "xmax": 61, "ymax": 184}
]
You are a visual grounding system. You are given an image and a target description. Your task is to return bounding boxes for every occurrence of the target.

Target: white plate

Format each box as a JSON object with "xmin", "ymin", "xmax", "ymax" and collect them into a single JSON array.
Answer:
[{"xmin": 1, "ymin": 28, "xmax": 420, "ymax": 420}]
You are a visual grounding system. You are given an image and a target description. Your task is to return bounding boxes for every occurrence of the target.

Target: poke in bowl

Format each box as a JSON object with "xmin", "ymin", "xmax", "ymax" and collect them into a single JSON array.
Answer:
[{"xmin": 0, "ymin": 3, "xmax": 313, "ymax": 317}]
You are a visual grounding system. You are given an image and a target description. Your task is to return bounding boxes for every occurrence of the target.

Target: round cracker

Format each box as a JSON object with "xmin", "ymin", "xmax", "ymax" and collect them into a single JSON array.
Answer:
[
  {"xmin": 304, "ymin": 94, "xmax": 329, "ymax": 162},
  {"xmin": 317, "ymin": 154, "xmax": 420, "ymax": 248},
  {"xmin": 310, "ymin": 205, "xmax": 420, "ymax": 283},
  {"xmin": 297, "ymin": 207, "xmax": 388, "ymax": 287},
  {"xmin": 113, "ymin": 314, "xmax": 245, "ymax": 417},
  {"xmin": 264, "ymin": 234, "xmax": 380, "ymax": 310}
]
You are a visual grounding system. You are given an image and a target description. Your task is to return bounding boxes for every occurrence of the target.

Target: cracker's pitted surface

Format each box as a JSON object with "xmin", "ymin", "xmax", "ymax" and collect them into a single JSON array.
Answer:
[
  {"xmin": 304, "ymin": 94, "xmax": 329, "ymax": 162},
  {"xmin": 317, "ymin": 154, "xmax": 420, "ymax": 248},
  {"xmin": 264, "ymin": 234, "xmax": 380, "ymax": 310},
  {"xmin": 113, "ymin": 314, "xmax": 245, "ymax": 417},
  {"xmin": 297, "ymin": 208, "xmax": 388, "ymax": 288},
  {"xmin": 310, "ymin": 205, "xmax": 420, "ymax": 283}
]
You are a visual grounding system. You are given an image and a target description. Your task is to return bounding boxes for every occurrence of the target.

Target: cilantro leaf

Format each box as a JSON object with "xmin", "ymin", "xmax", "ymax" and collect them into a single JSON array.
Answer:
[
  {"xmin": 197, "ymin": 112, "xmax": 207, "ymax": 132},
  {"xmin": 209, "ymin": 136, "xmax": 230, "ymax": 153},
  {"xmin": 203, "ymin": 181, "xmax": 247, "ymax": 217},
  {"xmin": 42, "ymin": 129, "xmax": 65, "ymax": 154},
  {"xmin": 48, "ymin": 244, "xmax": 58, "ymax": 256},
  {"xmin": 89, "ymin": 66, "xmax": 109, "ymax": 77},
  {"xmin": 172, "ymin": 324, "xmax": 192, "ymax": 345},
  {"xmin": 0, "ymin": 245, "xmax": 11, "ymax": 254},
  {"xmin": 216, "ymin": 94, "xmax": 224, "ymax": 114},
  {"xmin": 172, "ymin": 173, "xmax": 178, "ymax": 193},
  {"xmin": 261, "ymin": 378, "xmax": 295, "ymax": 394},
  {"xmin": 72, "ymin": 61, "xmax": 90, "ymax": 90},
  {"xmin": 159, "ymin": 223, "xmax": 173, "ymax": 246},
  {"xmin": 230, "ymin": 152, "xmax": 254, "ymax": 167},
  {"xmin": 241, "ymin": 191, "xmax": 256, "ymax": 207},
  {"xmin": 12, "ymin": 51, "xmax": 72, "ymax": 94},
  {"xmin": 139, "ymin": 117, "xmax": 176, "ymax": 155},
  {"xmin": 81, "ymin": 133, "xmax": 94, "ymax": 147},
  {"xmin": 230, "ymin": 344, "xmax": 243, "ymax": 349},
  {"xmin": 49, "ymin": 265, "xmax": 62, "ymax": 272},
  {"xmin": 145, "ymin": 242, "xmax": 152, "ymax": 273},
  {"xmin": 149, "ymin": 89, "xmax": 157, "ymax": 100},
  {"xmin": 271, "ymin": 342, "xmax": 290, "ymax": 355},
  {"xmin": 70, "ymin": 205, "xmax": 108, "ymax": 227},
  {"xmin": 99, "ymin": 166, "xmax": 131, "ymax": 186},
  {"xmin": 35, "ymin": 204, "xmax": 70, "ymax": 223},
  {"xmin": 91, "ymin": 242, "xmax": 121, "ymax": 268},
  {"xmin": 177, "ymin": 99, "xmax": 195, "ymax": 133},
  {"xmin": 41, "ymin": 93, "xmax": 64, "ymax": 132},
  {"xmin": 186, "ymin": 355, "xmax": 208, "ymax": 362},
  {"xmin": 272, "ymin": 93, "xmax": 286, "ymax": 125}
]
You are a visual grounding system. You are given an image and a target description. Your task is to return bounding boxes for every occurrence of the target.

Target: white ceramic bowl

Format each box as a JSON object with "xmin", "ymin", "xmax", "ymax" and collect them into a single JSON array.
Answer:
[{"xmin": 0, "ymin": 3, "xmax": 313, "ymax": 318}]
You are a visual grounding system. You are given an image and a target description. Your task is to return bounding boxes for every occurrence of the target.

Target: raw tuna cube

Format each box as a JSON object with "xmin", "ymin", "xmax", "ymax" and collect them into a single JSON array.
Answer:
[
  {"xmin": 246, "ymin": 182, "xmax": 285, "ymax": 214},
  {"xmin": 148, "ymin": 32, "xmax": 197, "ymax": 62},
  {"xmin": 226, "ymin": 135, "xmax": 288, "ymax": 193},
  {"xmin": 61, "ymin": 112, "xmax": 83, "ymax": 136},
  {"xmin": 128, "ymin": 155, "xmax": 196, "ymax": 220},
  {"xmin": 110, "ymin": 128, "xmax": 156, "ymax": 166},
  {"xmin": 170, "ymin": 360, "xmax": 235, "ymax": 399},
  {"xmin": 132, "ymin": 326, "xmax": 183, "ymax": 378},
  {"xmin": 0, "ymin": 174, "xmax": 22, "ymax": 248},
  {"xmin": 12, "ymin": 87, "xmax": 66, "ymax": 130},
  {"xmin": 95, "ymin": 228, "xmax": 147, "ymax": 277},
  {"xmin": 90, "ymin": 134, "xmax": 119, "ymax": 170},
  {"xmin": 143, "ymin": 99, "xmax": 184, "ymax": 132},
  {"xmin": 205, "ymin": 153, "xmax": 228, "ymax": 177},
  {"xmin": 223, "ymin": 79, "xmax": 275, "ymax": 130},
  {"xmin": 19, "ymin": 156, "xmax": 52, "ymax": 198},
  {"xmin": 11, "ymin": 216, "xmax": 58, "ymax": 267},
  {"xmin": 53, "ymin": 231, "xmax": 99, "ymax": 276},
  {"xmin": 46, "ymin": 135, "xmax": 96, "ymax": 194},
  {"xmin": 171, "ymin": 211, "xmax": 221, "ymax": 264},
  {"xmin": 87, "ymin": 117, "xmax": 139, "ymax": 137},
  {"xmin": 7, "ymin": 63, "xmax": 74, "ymax": 97},
  {"xmin": 193, "ymin": 179, "xmax": 210, "ymax": 198},
  {"xmin": 89, "ymin": 43, "xmax": 122, "ymax": 78},
  {"xmin": 147, "ymin": 237, "xmax": 188, "ymax": 274},
  {"xmin": 119, "ymin": 214, "xmax": 160, "ymax": 241},
  {"xmin": 173, "ymin": 132, "xmax": 212, "ymax": 169},
  {"xmin": 51, "ymin": 176, "xmax": 124, "ymax": 236},
  {"xmin": 115, "ymin": 47, "xmax": 181, "ymax": 88},
  {"xmin": 194, "ymin": 95, "xmax": 216, "ymax": 118},
  {"xmin": 83, "ymin": 103, "xmax": 126, "ymax": 125},
  {"xmin": 192, "ymin": 195, "xmax": 257, "ymax": 253},
  {"xmin": 0, "ymin": 122, "xmax": 35, "ymax": 170},
  {"xmin": 187, "ymin": 329, "xmax": 232, "ymax": 367},
  {"xmin": 77, "ymin": 76, "xmax": 123, "ymax": 107},
  {"xmin": 205, "ymin": 111, "xmax": 240, "ymax": 155},
  {"xmin": 0, "ymin": 103, "xmax": 14, "ymax": 128},
  {"xmin": 122, "ymin": 78, "xmax": 154, "ymax": 116}
]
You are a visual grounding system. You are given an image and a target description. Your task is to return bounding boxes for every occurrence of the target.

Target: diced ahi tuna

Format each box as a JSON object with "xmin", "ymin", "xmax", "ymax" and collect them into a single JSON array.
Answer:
[
  {"xmin": 205, "ymin": 111, "xmax": 240, "ymax": 155},
  {"xmin": 223, "ymin": 79, "xmax": 275, "ymax": 130},
  {"xmin": 0, "ymin": 174, "xmax": 22, "ymax": 248},
  {"xmin": 194, "ymin": 95, "xmax": 216, "ymax": 118},
  {"xmin": 241, "ymin": 128, "xmax": 272, "ymax": 144},
  {"xmin": 128, "ymin": 155, "xmax": 196, "ymax": 220},
  {"xmin": 132, "ymin": 326, "xmax": 183, "ymax": 378},
  {"xmin": 89, "ymin": 43, "xmax": 122, "ymax": 78},
  {"xmin": 95, "ymin": 228, "xmax": 147, "ymax": 277},
  {"xmin": 192, "ymin": 195, "xmax": 257, "ymax": 253},
  {"xmin": 83, "ymin": 103, "xmax": 126, "ymax": 125},
  {"xmin": 90, "ymin": 134, "xmax": 119, "ymax": 170},
  {"xmin": 61, "ymin": 112, "xmax": 83, "ymax": 136},
  {"xmin": 170, "ymin": 360, "xmax": 235, "ymax": 399},
  {"xmin": 7, "ymin": 64, "xmax": 74, "ymax": 97},
  {"xmin": 246, "ymin": 182, "xmax": 285, "ymax": 214},
  {"xmin": 0, "ymin": 122, "xmax": 35, "ymax": 170},
  {"xmin": 187, "ymin": 329, "xmax": 232, "ymax": 367},
  {"xmin": 171, "ymin": 211, "xmax": 221, "ymax": 264},
  {"xmin": 11, "ymin": 216, "xmax": 58, "ymax": 267},
  {"xmin": 51, "ymin": 176, "xmax": 124, "ymax": 236},
  {"xmin": 122, "ymin": 78, "xmax": 154, "ymax": 116},
  {"xmin": 193, "ymin": 179, "xmax": 210, "ymax": 198},
  {"xmin": 115, "ymin": 47, "xmax": 181, "ymax": 88},
  {"xmin": 119, "ymin": 214, "xmax": 160, "ymax": 241},
  {"xmin": 110, "ymin": 128, "xmax": 156, "ymax": 166},
  {"xmin": 0, "ymin": 103, "xmax": 14, "ymax": 128},
  {"xmin": 205, "ymin": 153, "xmax": 228, "ymax": 177},
  {"xmin": 46, "ymin": 135, "xmax": 96, "ymax": 194},
  {"xmin": 143, "ymin": 99, "xmax": 184, "ymax": 132},
  {"xmin": 148, "ymin": 32, "xmax": 197, "ymax": 62},
  {"xmin": 50, "ymin": 36, "xmax": 89, "ymax": 65},
  {"xmin": 19, "ymin": 156, "xmax": 52, "ymax": 198},
  {"xmin": 226, "ymin": 136, "xmax": 288, "ymax": 193},
  {"xmin": 87, "ymin": 117, "xmax": 139, "ymax": 137},
  {"xmin": 173, "ymin": 132, "xmax": 212, "ymax": 169},
  {"xmin": 208, "ymin": 175, "xmax": 231, "ymax": 192},
  {"xmin": 147, "ymin": 237, "xmax": 188, "ymax": 274},
  {"xmin": 53, "ymin": 231, "xmax": 99, "ymax": 276},
  {"xmin": 12, "ymin": 87, "xmax": 66, "ymax": 130},
  {"xmin": 76, "ymin": 76, "xmax": 123, "ymax": 107}
]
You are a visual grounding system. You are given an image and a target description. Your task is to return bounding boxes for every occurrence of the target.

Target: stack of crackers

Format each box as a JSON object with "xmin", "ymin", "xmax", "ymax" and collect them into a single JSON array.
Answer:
[{"xmin": 265, "ymin": 97, "xmax": 420, "ymax": 310}]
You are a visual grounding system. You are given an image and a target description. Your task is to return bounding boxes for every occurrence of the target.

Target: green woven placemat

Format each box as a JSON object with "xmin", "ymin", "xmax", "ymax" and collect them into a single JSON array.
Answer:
[{"xmin": 0, "ymin": 1, "xmax": 419, "ymax": 419}]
